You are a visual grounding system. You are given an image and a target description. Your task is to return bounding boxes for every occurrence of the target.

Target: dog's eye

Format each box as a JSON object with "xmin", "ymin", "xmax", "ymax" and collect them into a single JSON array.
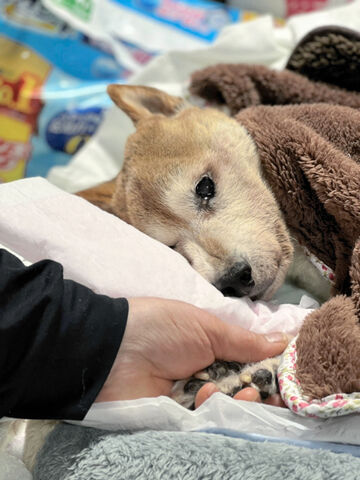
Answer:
[{"xmin": 196, "ymin": 176, "xmax": 215, "ymax": 202}]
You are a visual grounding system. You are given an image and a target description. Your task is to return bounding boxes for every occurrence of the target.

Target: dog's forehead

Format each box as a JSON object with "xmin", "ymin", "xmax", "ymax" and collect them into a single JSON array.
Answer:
[
  {"xmin": 123, "ymin": 106, "xmax": 261, "ymax": 227},
  {"xmin": 127, "ymin": 107, "xmax": 245, "ymax": 164}
]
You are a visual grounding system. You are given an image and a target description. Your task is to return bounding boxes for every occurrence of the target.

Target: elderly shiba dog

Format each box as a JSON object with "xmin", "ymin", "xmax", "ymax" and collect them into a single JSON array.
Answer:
[{"xmin": 78, "ymin": 84, "xmax": 330, "ymax": 408}]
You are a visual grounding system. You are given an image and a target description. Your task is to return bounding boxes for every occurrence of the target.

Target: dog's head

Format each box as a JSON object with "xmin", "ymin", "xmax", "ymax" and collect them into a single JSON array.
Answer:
[{"xmin": 108, "ymin": 85, "xmax": 293, "ymax": 300}]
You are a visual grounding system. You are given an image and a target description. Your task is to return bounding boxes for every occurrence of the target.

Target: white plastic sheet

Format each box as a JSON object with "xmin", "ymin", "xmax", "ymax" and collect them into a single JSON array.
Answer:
[{"xmin": 83, "ymin": 394, "xmax": 360, "ymax": 446}]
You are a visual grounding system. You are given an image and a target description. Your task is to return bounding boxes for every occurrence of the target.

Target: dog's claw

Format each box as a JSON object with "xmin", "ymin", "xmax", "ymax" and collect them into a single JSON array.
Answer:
[
  {"xmin": 194, "ymin": 371, "xmax": 210, "ymax": 381},
  {"xmin": 239, "ymin": 373, "xmax": 252, "ymax": 384}
]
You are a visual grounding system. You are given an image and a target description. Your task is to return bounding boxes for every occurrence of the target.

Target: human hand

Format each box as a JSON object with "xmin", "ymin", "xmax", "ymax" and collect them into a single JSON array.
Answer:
[{"xmin": 96, "ymin": 297, "xmax": 289, "ymax": 407}]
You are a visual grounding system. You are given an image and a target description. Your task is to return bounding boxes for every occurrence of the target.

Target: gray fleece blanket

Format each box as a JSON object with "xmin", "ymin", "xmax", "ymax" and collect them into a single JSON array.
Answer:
[{"xmin": 34, "ymin": 424, "xmax": 360, "ymax": 480}]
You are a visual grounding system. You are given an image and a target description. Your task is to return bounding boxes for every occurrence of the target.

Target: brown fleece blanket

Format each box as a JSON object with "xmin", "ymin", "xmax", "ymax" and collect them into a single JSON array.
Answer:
[
  {"xmin": 189, "ymin": 28, "xmax": 360, "ymax": 399},
  {"xmin": 286, "ymin": 26, "xmax": 360, "ymax": 92}
]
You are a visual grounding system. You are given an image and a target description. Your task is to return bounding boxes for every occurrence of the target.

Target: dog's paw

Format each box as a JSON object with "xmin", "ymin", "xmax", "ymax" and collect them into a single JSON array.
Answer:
[
  {"xmin": 239, "ymin": 357, "xmax": 280, "ymax": 399},
  {"xmin": 171, "ymin": 357, "xmax": 281, "ymax": 409}
]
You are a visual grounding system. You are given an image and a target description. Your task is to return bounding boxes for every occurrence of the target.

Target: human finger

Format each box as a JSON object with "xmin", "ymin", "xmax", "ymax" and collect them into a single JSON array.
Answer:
[
  {"xmin": 199, "ymin": 314, "xmax": 291, "ymax": 364},
  {"xmin": 194, "ymin": 382, "xmax": 219, "ymax": 409},
  {"xmin": 233, "ymin": 387, "xmax": 261, "ymax": 402}
]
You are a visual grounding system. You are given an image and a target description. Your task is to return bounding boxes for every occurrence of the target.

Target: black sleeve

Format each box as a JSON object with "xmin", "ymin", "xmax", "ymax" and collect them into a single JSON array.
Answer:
[{"xmin": 0, "ymin": 249, "xmax": 128, "ymax": 420}]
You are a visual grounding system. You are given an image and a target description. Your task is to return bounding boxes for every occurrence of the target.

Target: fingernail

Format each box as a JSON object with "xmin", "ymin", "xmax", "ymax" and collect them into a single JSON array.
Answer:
[{"xmin": 265, "ymin": 332, "xmax": 287, "ymax": 343}]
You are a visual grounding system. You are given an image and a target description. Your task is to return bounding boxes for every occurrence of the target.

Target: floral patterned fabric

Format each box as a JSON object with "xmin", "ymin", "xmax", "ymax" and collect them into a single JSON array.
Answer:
[
  {"xmin": 278, "ymin": 337, "xmax": 360, "ymax": 417},
  {"xmin": 302, "ymin": 247, "xmax": 335, "ymax": 285}
]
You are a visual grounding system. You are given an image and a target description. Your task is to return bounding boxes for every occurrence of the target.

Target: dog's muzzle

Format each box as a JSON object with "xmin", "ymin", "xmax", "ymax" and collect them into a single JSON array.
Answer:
[{"xmin": 215, "ymin": 261, "xmax": 255, "ymax": 298}]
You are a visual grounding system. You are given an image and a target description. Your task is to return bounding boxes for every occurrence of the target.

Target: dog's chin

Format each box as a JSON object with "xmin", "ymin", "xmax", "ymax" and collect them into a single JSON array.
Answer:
[
  {"xmin": 215, "ymin": 280, "xmax": 275, "ymax": 301},
  {"xmin": 214, "ymin": 285, "xmax": 264, "ymax": 300}
]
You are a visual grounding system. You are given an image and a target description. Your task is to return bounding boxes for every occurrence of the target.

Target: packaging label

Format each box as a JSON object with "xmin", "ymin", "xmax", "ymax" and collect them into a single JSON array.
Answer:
[
  {"xmin": 51, "ymin": 0, "xmax": 93, "ymax": 21},
  {"xmin": 0, "ymin": 34, "xmax": 51, "ymax": 182},
  {"xmin": 46, "ymin": 107, "xmax": 104, "ymax": 154},
  {"xmin": 111, "ymin": 0, "xmax": 241, "ymax": 42}
]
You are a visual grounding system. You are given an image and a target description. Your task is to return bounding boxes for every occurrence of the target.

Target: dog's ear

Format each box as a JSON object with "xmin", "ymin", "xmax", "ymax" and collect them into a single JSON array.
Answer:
[{"xmin": 107, "ymin": 85, "xmax": 185, "ymax": 124}]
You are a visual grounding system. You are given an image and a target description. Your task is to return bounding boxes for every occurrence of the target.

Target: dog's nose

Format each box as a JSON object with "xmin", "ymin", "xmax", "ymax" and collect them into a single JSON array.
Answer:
[{"xmin": 216, "ymin": 261, "xmax": 255, "ymax": 297}]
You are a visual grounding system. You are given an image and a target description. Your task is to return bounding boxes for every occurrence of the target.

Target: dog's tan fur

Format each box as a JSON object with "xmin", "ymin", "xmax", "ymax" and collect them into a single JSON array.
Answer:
[{"xmin": 80, "ymin": 85, "xmax": 295, "ymax": 300}]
